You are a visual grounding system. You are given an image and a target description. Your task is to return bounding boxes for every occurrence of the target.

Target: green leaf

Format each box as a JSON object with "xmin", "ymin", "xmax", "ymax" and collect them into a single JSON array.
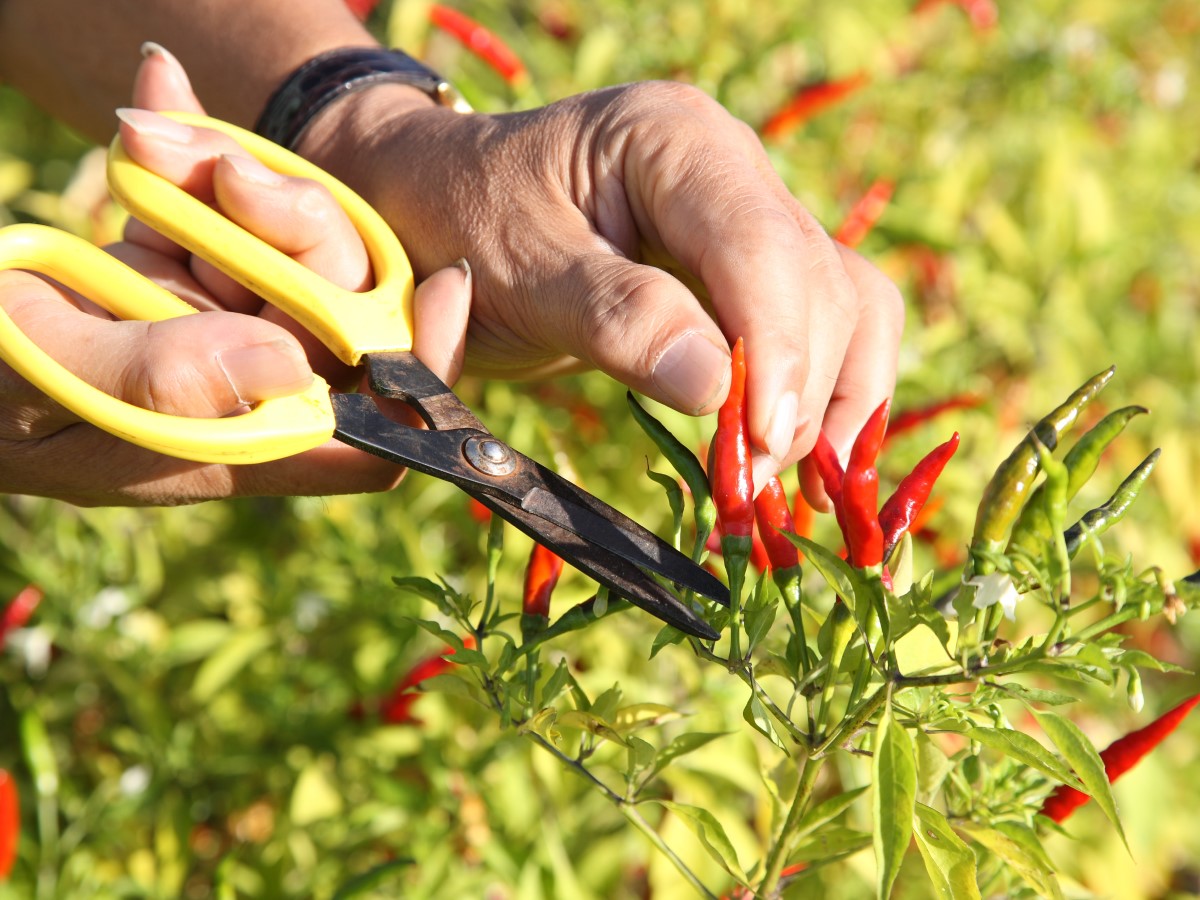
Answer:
[
  {"xmin": 791, "ymin": 825, "xmax": 873, "ymax": 863},
  {"xmin": 789, "ymin": 536, "xmax": 857, "ymax": 608},
  {"xmin": 646, "ymin": 467, "xmax": 685, "ymax": 549},
  {"xmin": 916, "ymin": 731, "xmax": 953, "ymax": 803},
  {"xmin": 958, "ymin": 820, "xmax": 1064, "ymax": 900},
  {"xmin": 873, "ymin": 708, "xmax": 917, "ymax": 900},
  {"xmin": 650, "ymin": 800, "xmax": 748, "ymax": 883},
  {"xmin": 541, "ymin": 658, "xmax": 572, "ymax": 705},
  {"xmin": 1114, "ymin": 648, "xmax": 1190, "ymax": 674},
  {"xmin": 645, "ymin": 731, "xmax": 728, "ymax": 784},
  {"xmin": 649, "ymin": 623, "xmax": 688, "ymax": 659},
  {"xmin": 162, "ymin": 619, "xmax": 233, "ymax": 667},
  {"xmin": 612, "ymin": 703, "xmax": 681, "ymax": 734},
  {"xmin": 994, "ymin": 683, "xmax": 1079, "ymax": 707},
  {"xmin": 967, "ymin": 727, "xmax": 1085, "ymax": 791},
  {"xmin": 1033, "ymin": 710, "xmax": 1127, "ymax": 850},
  {"xmin": 744, "ymin": 693, "xmax": 788, "ymax": 752},
  {"xmin": 912, "ymin": 804, "xmax": 981, "ymax": 900},
  {"xmin": 557, "ymin": 710, "xmax": 628, "ymax": 747},
  {"xmin": 626, "ymin": 735, "xmax": 657, "ymax": 776},
  {"xmin": 191, "ymin": 627, "xmax": 273, "ymax": 704},
  {"xmin": 743, "ymin": 574, "xmax": 778, "ymax": 654},
  {"xmin": 794, "ymin": 786, "xmax": 868, "ymax": 840}
]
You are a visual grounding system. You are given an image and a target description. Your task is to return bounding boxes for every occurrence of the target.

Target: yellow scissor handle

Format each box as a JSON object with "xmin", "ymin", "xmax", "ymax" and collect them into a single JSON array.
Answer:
[
  {"xmin": 106, "ymin": 112, "xmax": 415, "ymax": 365},
  {"xmin": 0, "ymin": 223, "xmax": 335, "ymax": 463}
]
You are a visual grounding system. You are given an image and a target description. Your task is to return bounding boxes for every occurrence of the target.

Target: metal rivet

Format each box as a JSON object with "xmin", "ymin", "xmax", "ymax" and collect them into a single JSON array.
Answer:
[{"xmin": 464, "ymin": 435, "xmax": 516, "ymax": 476}]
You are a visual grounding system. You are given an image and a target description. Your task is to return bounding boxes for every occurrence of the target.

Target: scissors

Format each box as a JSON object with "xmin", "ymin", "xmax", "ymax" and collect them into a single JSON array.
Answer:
[{"xmin": 0, "ymin": 113, "xmax": 727, "ymax": 639}]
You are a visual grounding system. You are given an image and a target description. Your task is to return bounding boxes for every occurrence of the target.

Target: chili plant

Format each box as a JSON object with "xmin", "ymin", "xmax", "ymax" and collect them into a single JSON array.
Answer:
[{"xmin": 400, "ymin": 365, "xmax": 1200, "ymax": 899}]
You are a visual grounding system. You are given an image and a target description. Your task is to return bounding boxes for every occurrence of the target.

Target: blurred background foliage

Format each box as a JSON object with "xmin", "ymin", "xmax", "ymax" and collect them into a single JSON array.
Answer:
[{"xmin": 1, "ymin": 0, "xmax": 1199, "ymax": 897}]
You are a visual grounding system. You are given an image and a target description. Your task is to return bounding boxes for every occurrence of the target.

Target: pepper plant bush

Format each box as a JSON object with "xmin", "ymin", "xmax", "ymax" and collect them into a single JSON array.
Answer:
[{"xmin": 2, "ymin": 0, "xmax": 1200, "ymax": 897}]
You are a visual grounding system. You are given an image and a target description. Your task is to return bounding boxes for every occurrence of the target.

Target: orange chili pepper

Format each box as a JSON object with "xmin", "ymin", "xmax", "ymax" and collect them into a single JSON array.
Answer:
[
  {"xmin": 430, "ymin": 4, "xmax": 528, "ymax": 85},
  {"xmin": 834, "ymin": 179, "xmax": 894, "ymax": 249},
  {"xmin": 760, "ymin": 73, "xmax": 869, "ymax": 141}
]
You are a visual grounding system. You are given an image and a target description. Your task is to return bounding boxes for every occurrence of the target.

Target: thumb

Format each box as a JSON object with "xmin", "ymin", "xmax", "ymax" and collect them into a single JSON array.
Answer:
[
  {"xmin": 2, "ymin": 274, "xmax": 312, "ymax": 435},
  {"xmin": 552, "ymin": 248, "xmax": 732, "ymax": 416}
]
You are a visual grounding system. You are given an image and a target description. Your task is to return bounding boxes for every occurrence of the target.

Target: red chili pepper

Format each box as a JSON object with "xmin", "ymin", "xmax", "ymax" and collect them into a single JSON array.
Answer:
[
  {"xmin": 711, "ymin": 338, "xmax": 754, "ymax": 538},
  {"xmin": 884, "ymin": 394, "xmax": 982, "ymax": 444},
  {"xmin": 467, "ymin": 497, "xmax": 492, "ymax": 524},
  {"xmin": 342, "ymin": 0, "xmax": 381, "ymax": 21},
  {"xmin": 834, "ymin": 179, "xmax": 894, "ymax": 249},
  {"xmin": 725, "ymin": 862, "xmax": 807, "ymax": 899},
  {"xmin": 429, "ymin": 4, "xmax": 528, "ymax": 85},
  {"xmin": 0, "ymin": 585, "xmax": 42, "ymax": 645},
  {"xmin": 760, "ymin": 73, "xmax": 870, "ymax": 141},
  {"xmin": 0, "ymin": 769, "xmax": 16, "ymax": 881},
  {"xmin": 841, "ymin": 400, "xmax": 890, "ymax": 567},
  {"xmin": 878, "ymin": 432, "xmax": 960, "ymax": 561},
  {"xmin": 913, "ymin": 0, "xmax": 997, "ymax": 30},
  {"xmin": 754, "ymin": 476, "xmax": 800, "ymax": 572},
  {"xmin": 373, "ymin": 636, "xmax": 477, "ymax": 725},
  {"xmin": 523, "ymin": 542, "xmax": 564, "ymax": 619},
  {"xmin": 1040, "ymin": 693, "xmax": 1200, "ymax": 823}
]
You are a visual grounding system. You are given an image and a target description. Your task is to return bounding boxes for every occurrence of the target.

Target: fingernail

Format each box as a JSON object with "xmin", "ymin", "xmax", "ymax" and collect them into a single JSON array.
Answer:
[
  {"xmin": 751, "ymin": 452, "xmax": 780, "ymax": 499},
  {"xmin": 139, "ymin": 41, "xmax": 194, "ymax": 92},
  {"xmin": 216, "ymin": 340, "xmax": 313, "ymax": 405},
  {"xmin": 651, "ymin": 333, "xmax": 730, "ymax": 414},
  {"xmin": 222, "ymin": 153, "xmax": 288, "ymax": 186},
  {"xmin": 764, "ymin": 390, "xmax": 800, "ymax": 463},
  {"xmin": 453, "ymin": 257, "xmax": 472, "ymax": 291},
  {"xmin": 115, "ymin": 107, "xmax": 194, "ymax": 143}
]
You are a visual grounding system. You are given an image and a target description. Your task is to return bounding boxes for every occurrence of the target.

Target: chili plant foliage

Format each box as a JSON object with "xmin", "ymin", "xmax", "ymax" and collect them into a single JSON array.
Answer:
[{"xmin": 397, "ymin": 366, "xmax": 1200, "ymax": 898}]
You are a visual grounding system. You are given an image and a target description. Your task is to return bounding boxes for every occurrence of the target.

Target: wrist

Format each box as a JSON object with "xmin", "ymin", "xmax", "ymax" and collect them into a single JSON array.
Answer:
[{"xmin": 254, "ymin": 47, "xmax": 470, "ymax": 151}]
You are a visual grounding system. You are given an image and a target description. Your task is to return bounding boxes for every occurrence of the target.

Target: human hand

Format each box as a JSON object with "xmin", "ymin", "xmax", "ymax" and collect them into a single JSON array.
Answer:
[
  {"xmin": 0, "ymin": 46, "xmax": 471, "ymax": 505},
  {"xmin": 300, "ymin": 78, "xmax": 903, "ymax": 506}
]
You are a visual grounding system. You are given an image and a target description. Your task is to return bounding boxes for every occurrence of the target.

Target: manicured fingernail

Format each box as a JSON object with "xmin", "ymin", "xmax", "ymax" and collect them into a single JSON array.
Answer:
[
  {"xmin": 453, "ymin": 257, "xmax": 472, "ymax": 291},
  {"xmin": 222, "ymin": 153, "xmax": 288, "ymax": 186},
  {"xmin": 651, "ymin": 333, "xmax": 730, "ymax": 414},
  {"xmin": 115, "ymin": 107, "xmax": 193, "ymax": 143},
  {"xmin": 764, "ymin": 390, "xmax": 800, "ymax": 462},
  {"xmin": 216, "ymin": 340, "xmax": 313, "ymax": 405},
  {"xmin": 751, "ymin": 452, "xmax": 780, "ymax": 499},
  {"xmin": 139, "ymin": 41, "xmax": 194, "ymax": 91}
]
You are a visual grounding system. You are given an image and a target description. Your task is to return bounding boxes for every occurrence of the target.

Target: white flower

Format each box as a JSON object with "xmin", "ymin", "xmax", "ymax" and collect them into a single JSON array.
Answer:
[{"xmin": 967, "ymin": 572, "xmax": 1020, "ymax": 621}]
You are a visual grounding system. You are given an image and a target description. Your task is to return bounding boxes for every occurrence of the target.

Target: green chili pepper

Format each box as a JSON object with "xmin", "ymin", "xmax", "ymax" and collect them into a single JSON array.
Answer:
[
  {"xmin": 627, "ymin": 391, "xmax": 717, "ymax": 558},
  {"xmin": 1064, "ymin": 449, "xmax": 1160, "ymax": 558},
  {"xmin": 1008, "ymin": 405, "xmax": 1146, "ymax": 552},
  {"xmin": 970, "ymin": 367, "xmax": 1114, "ymax": 570}
]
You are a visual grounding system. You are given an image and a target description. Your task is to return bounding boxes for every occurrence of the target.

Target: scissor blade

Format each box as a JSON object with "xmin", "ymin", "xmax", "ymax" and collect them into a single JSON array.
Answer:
[
  {"xmin": 521, "ymin": 479, "xmax": 729, "ymax": 606},
  {"xmin": 470, "ymin": 491, "xmax": 720, "ymax": 640},
  {"xmin": 331, "ymin": 392, "xmax": 729, "ymax": 607}
]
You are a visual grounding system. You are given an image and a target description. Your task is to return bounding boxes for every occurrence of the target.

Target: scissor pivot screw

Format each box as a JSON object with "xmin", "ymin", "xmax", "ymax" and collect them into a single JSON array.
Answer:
[{"xmin": 464, "ymin": 436, "xmax": 516, "ymax": 476}]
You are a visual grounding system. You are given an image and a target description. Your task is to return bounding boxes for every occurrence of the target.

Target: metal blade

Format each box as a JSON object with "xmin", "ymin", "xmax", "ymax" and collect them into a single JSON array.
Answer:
[
  {"xmin": 469, "ymin": 491, "xmax": 720, "ymax": 640},
  {"xmin": 331, "ymin": 391, "xmax": 729, "ymax": 607}
]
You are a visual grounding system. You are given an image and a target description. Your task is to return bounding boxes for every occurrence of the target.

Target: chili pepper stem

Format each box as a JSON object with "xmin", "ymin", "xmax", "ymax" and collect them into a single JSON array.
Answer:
[
  {"xmin": 758, "ymin": 753, "xmax": 826, "ymax": 897},
  {"xmin": 722, "ymin": 534, "xmax": 753, "ymax": 661},
  {"xmin": 478, "ymin": 513, "xmax": 505, "ymax": 633}
]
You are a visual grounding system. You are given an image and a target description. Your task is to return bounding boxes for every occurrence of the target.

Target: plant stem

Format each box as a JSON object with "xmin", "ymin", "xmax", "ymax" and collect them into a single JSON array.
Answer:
[
  {"xmin": 758, "ymin": 754, "xmax": 825, "ymax": 896},
  {"xmin": 693, "ymin": 644, "xmax": 811, "ymax": 748},
  {"xmin": 623, "ymin": 803, "xmax": 720, "ymax": 899},
  {"xmin": 524, "ymin": 730, "xmax": 716, "ymax": 897}
]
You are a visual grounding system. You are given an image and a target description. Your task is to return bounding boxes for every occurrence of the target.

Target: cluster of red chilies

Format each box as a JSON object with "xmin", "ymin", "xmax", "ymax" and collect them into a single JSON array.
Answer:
[
  {"xmin": 710, "ymin": 343, "xmax": 959, "ymax": 577},
  {"xmin": 812, "ymin": 400, "xmax": 959, "ymax": 572}
]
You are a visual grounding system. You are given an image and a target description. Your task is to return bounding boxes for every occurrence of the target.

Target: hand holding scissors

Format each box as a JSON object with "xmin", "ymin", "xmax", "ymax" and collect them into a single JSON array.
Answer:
[{"xmin": 0, "ymin": 113, "xmax": 728, "ymax": 637}]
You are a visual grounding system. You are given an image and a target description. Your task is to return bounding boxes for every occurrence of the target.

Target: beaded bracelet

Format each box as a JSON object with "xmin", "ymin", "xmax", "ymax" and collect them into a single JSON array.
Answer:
[{"xmin": 253, "ymin": 47, "xmax": 471, "ymax": 150}]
